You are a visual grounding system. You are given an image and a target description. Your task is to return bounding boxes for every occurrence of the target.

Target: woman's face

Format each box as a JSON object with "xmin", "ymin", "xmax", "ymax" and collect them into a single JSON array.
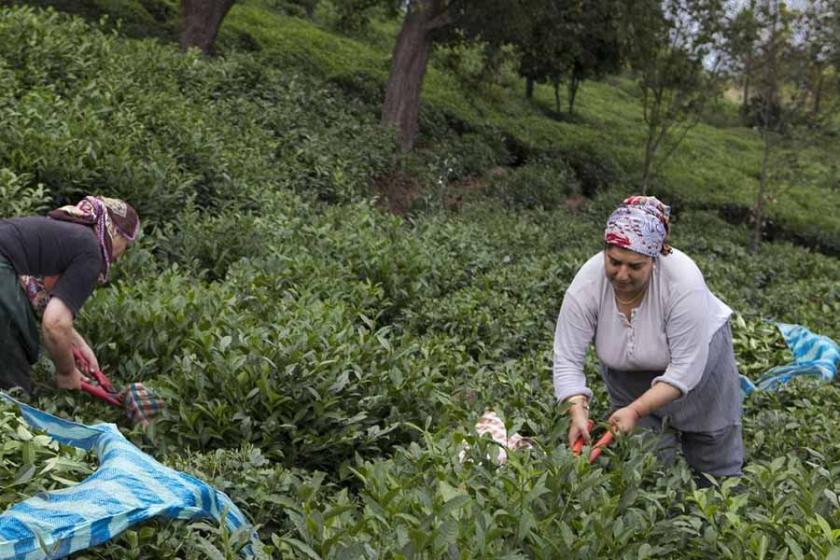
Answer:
[
  {"xmin": 111, "ymin": 234, "xmax": 129, "ymax": 260},
  {"xmin": 604, "ymin": 245, "xmax": 654, "ymax": 296}
]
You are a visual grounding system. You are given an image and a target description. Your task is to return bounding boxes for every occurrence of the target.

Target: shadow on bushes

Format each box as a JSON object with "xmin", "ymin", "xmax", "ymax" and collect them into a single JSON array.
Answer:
[
  {"xmin": 487, "ymin": 160, "xmax": 581, "ymax": 210},
  {"xmin": 12, "ymin": 0, "xmax": 178, "ymax": 41},
  {"xmin": 327, "ymin": 70, "xmax": 385, "ymax": 107},
  {"xmin": 545, "ymin": 147, "xmax": 621, "ymax": 197},
  {"xmin": 719, "ymin": 203, "xmax": 840, "ymax": 257}
]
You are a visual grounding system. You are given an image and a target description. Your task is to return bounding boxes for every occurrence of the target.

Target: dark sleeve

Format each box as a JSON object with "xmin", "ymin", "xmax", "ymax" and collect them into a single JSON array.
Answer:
[{"xmin": 50, "ymin": 250, "xmax": 101, "ymax": 317}]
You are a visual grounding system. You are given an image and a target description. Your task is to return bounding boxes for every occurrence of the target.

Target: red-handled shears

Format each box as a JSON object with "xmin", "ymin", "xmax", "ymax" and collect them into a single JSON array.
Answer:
[
  {"xmin": 572, "ymin": 419, "xmax": 615, "ymax": 463},
  {"xmin": 72, "ymin": 347, "xmax": 123, "ymax": 408}
]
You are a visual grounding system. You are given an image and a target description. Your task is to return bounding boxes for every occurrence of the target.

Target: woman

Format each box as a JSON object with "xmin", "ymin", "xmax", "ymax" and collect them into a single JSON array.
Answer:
[
  {"xmin": 553, "ymin": 195, "xmax": 742, "ymax": 479},
  {"xmin": 0, "ymin": 196, "xmax": 139, "ymax": 394}
]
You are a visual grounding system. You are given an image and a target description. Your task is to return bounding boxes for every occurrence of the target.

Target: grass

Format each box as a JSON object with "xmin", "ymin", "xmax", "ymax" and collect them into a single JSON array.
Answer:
[
  {"xmin": 220, "ymin": 0, "xmax": 840, "ymax": 251},
  {"xmin": 34, "ymin": 0, "xmax": 837, "ymax": 250}
]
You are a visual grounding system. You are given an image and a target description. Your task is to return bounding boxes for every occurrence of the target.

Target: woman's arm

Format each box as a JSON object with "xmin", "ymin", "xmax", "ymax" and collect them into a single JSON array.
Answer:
[
  {"xmin": 609, "ymin": 382, "xmax": 681, "ymax": 433},
  {"xmin": 654, "ymin": 288, "xmax": 712, "ymax": 394},
  {"xmin": 41, "ymin": 297, "xmax": 92, "ymax": 389},
  {"xmin": 553, "ymin": 293, "xmax": 598, "ymax": 446},
  {"xmin": 553, "ymin": 294, "xmax": 596, "ymax": 401}
]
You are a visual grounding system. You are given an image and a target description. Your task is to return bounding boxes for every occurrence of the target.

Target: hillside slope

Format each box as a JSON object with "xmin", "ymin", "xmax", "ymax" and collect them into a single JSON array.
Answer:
[
  {"xmin": 222, "ymin": 0, "xmax": 840, "ymax": 253},
  {"xmin": 0, "ymin": 3, "xmax": 839, "ymax": 559},
  {"xmin": 14, "ymin": 0, "xmax": 840, "ymax": 252}
]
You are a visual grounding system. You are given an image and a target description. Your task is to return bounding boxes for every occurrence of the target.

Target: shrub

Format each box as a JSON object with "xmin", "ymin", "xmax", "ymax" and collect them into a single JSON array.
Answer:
[
  {"xmin": 5, "ymin": 6, "xmax": 840, "ymax": 560},
  {"xmin": 329, "ymin": 0, "xmax": 380, "ymax": 34},
  {"xmin": 0, "ymin": 169, "xmax": 51, "ymax": 217},
  {"xmin": 489, "ymin": 161, "xmax": 581, "ymax": 210}
]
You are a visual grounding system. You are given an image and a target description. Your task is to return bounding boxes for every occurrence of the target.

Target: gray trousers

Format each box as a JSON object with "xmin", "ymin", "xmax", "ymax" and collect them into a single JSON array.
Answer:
[{"xmin": 601, "ymin": 321, "xmax": 744, "ymax": 478}]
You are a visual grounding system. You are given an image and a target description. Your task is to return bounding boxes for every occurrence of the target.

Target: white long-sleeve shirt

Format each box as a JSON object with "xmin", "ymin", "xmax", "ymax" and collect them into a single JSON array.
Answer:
[{"xmin": 552, "ymin": 248, "xmax": 732, "ymax": 402}]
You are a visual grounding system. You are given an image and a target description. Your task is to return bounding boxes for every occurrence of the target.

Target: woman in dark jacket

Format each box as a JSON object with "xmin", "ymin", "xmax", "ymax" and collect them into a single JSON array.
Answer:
[{"xmin": 0, "ymin": 196, "xmax": 139, "ymax": 394}]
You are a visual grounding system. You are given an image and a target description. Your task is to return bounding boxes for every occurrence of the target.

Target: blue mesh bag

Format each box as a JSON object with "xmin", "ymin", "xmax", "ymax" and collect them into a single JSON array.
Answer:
[
  {"xmin": 0, "ymin": 393, "xmax": 262, "ymax": 559},
  {"xmin": 740, "ymin": 323, "xmax": 840, "ymax": 397}
]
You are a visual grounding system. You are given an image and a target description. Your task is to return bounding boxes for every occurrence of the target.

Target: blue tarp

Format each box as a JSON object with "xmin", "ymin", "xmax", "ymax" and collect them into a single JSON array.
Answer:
[
  {"xmin": 740, "ymin": 323, "xmax": 840, "ymax": 397},
  {"xmin": 0, "ymin": 393, "xmax": 262, "ymax": 559}
]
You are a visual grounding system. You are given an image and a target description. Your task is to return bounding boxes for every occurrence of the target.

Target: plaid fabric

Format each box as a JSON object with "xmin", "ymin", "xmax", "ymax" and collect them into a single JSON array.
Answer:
[
  {"xmin": 77, "ymin": 358, "xmax": 165, "ymax": 429},
  {"xmin": 121, "ymin": 382, "xmax": 165, "ymax": 428}
]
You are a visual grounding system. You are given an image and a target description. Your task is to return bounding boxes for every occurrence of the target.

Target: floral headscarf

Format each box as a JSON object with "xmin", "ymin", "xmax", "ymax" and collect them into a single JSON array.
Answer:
[
  {"xmin": 603, "ymin": 195, "xmax": 672, "ymax": 258},
  {"xmin": 48, "ymin": 196, "xmax": 140, "ymax": 282}
]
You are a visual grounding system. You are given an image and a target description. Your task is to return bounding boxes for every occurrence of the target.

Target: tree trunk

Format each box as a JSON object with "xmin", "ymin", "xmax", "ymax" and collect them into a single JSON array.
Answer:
[
  {"xmin": 381, "ymin": 0, "xmax": 445, "ymax": 151},
  {"xmin": 741, "ymin": 55, "xmax": 752, "ymax": 113},
  {"xmin": 567, "ymin": 74, "xmax": 580, "ymax": 115},
  {"xmin": 812, "ymin": 70, "xmax": 824, "ymax": 115},
  {"xmin": 751, "ymin": 131, "xmax": 771, "ymax": 254},
  {"xmin": 525, "ymin": 77, "xmax": 534, "ymax": 99},
  {"xmin": 641, "ymin": 123, "xmax": 657, "ymax": 194},
  {"xmin": 553, "ymin": 79, "xmax": 561, "ymax": 113},
  {"xmin": 181, "ymin": 0, "xmax": 236, "ymax": 55},
  {"xmin": 304, "ymin": 1, "xmax": 316, "ymax": 18},
  {"xmin": 751, "ymin": 0, "xmax": 780, "ymax": 254}
]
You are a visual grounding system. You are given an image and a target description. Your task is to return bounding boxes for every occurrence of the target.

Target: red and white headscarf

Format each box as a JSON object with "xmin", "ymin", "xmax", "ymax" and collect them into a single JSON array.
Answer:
[
  {"xmin": 603, "ymin": 195, "xmax": 672, "ymax": 258},
  {"xmin": 48, "ymin": 196, "xmax": 140, "ymax": 282}
]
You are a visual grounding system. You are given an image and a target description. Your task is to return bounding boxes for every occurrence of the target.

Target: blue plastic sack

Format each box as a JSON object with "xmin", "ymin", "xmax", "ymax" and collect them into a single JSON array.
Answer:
[
  {"xmin": 740, "ymin": 323, "xmax": 840, "ymax": 397},
  {"xmin": 0, "ymin": 393, "xmax": 262, "ymax": 559}
]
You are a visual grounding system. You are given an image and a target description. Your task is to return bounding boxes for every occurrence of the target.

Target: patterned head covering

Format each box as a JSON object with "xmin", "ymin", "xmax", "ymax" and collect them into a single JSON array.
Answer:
[
  {"xmin": 48, "ymin": 196, "xmax": 140, "ymax": 282},
  {"xmin": 603, "ymin": 195, "xmax": 672, "ymax": 258}
]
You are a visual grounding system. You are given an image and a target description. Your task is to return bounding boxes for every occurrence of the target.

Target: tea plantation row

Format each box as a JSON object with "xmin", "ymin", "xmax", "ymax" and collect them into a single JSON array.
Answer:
[{"xmin": 0, "ymin": 6, "xmax": 839, "ymax": 559}]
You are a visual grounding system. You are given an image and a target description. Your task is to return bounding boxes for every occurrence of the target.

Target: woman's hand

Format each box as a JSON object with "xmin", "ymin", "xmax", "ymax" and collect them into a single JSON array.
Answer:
[
  {"xmin": 567, "ymin": 399, "xmax": 591, "ymax": 448},
  {"xmin": 610, "ymin": 384, "xmax": 680, "ymax": 434},
  {"xmin": 609, "ymin": 406, "xmax": 641, "ymax": 434},
  {"xmin": 55, "ymin": 368, "xmax": 88, "ymax": 390},
  {"xmin": 72, "ymin": 334, "xmax": 99, "ymax": 374}
]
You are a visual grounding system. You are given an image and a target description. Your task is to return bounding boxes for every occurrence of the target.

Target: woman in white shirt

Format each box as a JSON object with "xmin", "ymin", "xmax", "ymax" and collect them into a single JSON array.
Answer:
[{"xmin": 553, "ymin": 196, "xmax": 743, "ymax": 479}]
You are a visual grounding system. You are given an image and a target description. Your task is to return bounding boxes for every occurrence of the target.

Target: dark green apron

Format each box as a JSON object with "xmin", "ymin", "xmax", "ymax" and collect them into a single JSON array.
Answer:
[{"xmin": 0, "ymin": 257, "xmax": 40, "ymax": 394}]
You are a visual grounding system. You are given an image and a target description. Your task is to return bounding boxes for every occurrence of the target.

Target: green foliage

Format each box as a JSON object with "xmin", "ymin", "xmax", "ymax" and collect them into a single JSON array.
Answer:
[
  {"xmin": 434, "ymin": 133, "xmax": 502, "ymax": 180},
  {"xmin": 0, "ymin": 6, "xmax": 398, "ymax": 221},
  {"xmin": 68, "ymin": 520, "xmax": 259, "ymax": 560},
  {"xmin": 623, "ymin": 0, "xmax": 727, "ymax": 188},
  {"xmin": 261, "ymin": 0, "xmax": 319, "ymax": 19},
  {"xmin": 6, "ymin": 0, "xmax": 179, "ymax": 40},
  {"xmin": 0, "ymin": 401, "xmax": 95, "ymax": 511},
  {"xmin": 434, "ymin": 42, "xmax": 520, "ymax": 90},
  {"xmin": 517, "ymin": 0, "xmax": 622, "ymax": 114},
  {"xmin": 26, "ymin": 0, "xmax": 840, "ymax": 247},
  {"xmin": 326, "ymin": 0, "xmax": 381, "ymax": 34},
  {"xmin": 0, "ymin": 169, "xmax": 51, "ymax": 217},
  {"xmin": 1, "ymin": 5, "xmax": 840, "ymax": 560},
  {"xmin": 150, "ymin": 206, "xmax": 284, "ymax": 281},
  {"xmin": 730, "ymin": 313, "xmax": 792, "ymax": 380},
  {"xmin": 488, "ymin": 161, "xmax": 581, "ymax": 210}
]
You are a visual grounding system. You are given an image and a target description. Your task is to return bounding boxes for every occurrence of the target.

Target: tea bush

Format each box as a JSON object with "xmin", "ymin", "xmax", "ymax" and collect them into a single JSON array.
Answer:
[
  {"xmin": 0, "ymin": 168, "xmax": 51, "ymax": 216},
  {"xmin": 6, "ymin": 0, "xmax": 179, "ymax": 40},
  {"xmin": 2, "ymin": 5, "xmax": 840, "ymax": 559},
  {"xmin": 0, "ymin": 400, "xmax": 95, "ymax": 509},
  {"xmin": 488, "ymin": 161, "xmax": 582, "ymax": 210},
  {"xmin": 0, "ymin": 7, "xmax": 397, "ymax": 221}
]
